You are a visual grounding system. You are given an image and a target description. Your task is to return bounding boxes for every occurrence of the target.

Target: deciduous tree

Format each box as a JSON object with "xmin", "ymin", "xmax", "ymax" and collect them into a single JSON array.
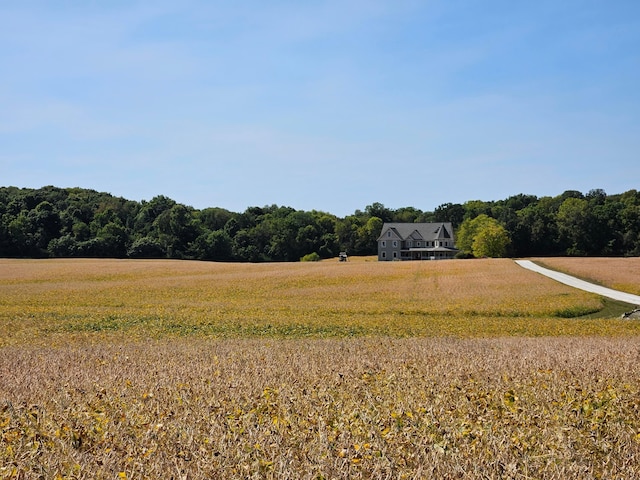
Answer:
[
  {"xmin": 472, "ymin": 222, "xmax": 511, "ymax": 258},
  {"xmin": 457, "ymin": 214, "xmax": 511, "ymax": 258}
]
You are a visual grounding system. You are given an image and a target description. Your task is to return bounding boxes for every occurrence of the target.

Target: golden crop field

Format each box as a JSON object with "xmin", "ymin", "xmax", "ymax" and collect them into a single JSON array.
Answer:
[
  {"xmin": 531, "ymin": 257, "xmax": 640, "ymax": 296},
  {"xmin": 2, "ymin": 257, "xmax": 640, "ymax": 478},
  {"xmin": 1, "ymin": 257, "xmax": 638, "ymax": 346}
]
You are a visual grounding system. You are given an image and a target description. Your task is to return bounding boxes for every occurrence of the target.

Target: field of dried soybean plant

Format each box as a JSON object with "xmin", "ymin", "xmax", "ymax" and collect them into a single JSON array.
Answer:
[{"xmin": 2, "ymin": 257, "xmax": 640, "ymax": 479}]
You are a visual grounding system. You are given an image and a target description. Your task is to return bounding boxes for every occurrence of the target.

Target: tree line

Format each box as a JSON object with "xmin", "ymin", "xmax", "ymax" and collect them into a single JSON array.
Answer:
[{"xmin": 1, "ymin": 186, "xmax": 639, "ymax": 261}]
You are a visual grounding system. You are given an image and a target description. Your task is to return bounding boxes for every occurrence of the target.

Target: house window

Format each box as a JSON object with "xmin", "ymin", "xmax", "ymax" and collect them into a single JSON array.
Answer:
[
  {"xmin": 382, "ymin": 251, "xmax": 386, "ymax": 258},
  {"xmin": 387, "ymin": 231, "xmax": 391, "ymax": 237},
  {"xmin": 393, "ymin": 252, "xmax": 397, "ymax": 258},
  {"xmin": 382, "ymin": 241, "xmax": 386, "ymax": 247},
  {"xmin": 417, "ymin": 242, "xmax": 421, "ymax": 247},
  {"xmin": 393, "ymin": 241, "xmax": 398, "ymax": 247}
]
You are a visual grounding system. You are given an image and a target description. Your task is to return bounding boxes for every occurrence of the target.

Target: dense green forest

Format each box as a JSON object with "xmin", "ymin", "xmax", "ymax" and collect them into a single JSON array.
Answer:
[{"xmin": 1, "ymin": 186, "xmax": 639, "ymax": 261}]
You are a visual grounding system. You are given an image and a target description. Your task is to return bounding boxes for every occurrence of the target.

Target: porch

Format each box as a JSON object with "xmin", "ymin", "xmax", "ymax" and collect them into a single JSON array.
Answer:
[{"xmin": 400, "ymin": 247, "xmax": 458, "ymax": 260}]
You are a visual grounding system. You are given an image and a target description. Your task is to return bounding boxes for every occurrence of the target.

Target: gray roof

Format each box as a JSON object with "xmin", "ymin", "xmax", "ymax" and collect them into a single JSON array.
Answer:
[
  {"xmin": 407, "ymin": 246, "xmax": 458, "ymax": 252},
  {"xmin": 377, "ymin": 222, "xmax": 455, "ymax": 242}
]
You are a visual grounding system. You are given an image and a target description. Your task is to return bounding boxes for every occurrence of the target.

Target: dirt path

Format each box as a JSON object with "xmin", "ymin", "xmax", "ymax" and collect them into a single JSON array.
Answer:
[{"xmin": 515, "ymin": 260, "xmax": 640, "ymax": 306}]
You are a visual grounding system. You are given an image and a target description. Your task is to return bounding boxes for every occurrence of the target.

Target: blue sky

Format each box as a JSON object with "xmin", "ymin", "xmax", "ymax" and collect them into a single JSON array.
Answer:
[{"xmin": 2, "ymin": 1, "xmax": 639, "ymax": 216}]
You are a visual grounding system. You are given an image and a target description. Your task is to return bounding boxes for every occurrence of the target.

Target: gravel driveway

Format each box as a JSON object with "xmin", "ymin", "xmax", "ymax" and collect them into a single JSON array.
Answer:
[{"xmin": 515, "ymin": 259, "xmax": 640, "ymax": 306}]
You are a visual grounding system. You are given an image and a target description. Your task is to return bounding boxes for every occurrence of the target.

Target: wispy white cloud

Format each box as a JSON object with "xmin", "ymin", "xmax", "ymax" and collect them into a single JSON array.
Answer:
[{"xmin": 1, "ymin": 0, "xmax": 639, "ymax": 215}]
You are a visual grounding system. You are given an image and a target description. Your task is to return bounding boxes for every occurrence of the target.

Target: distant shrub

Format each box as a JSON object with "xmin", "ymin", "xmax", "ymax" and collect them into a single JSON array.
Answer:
[
  {"xmin": 127, "ymin": 237, "xmax": 166, "ymax": 258},
  {"xmin": 300, "ymin": 252, "xmax": 321, "ymax": 262}
]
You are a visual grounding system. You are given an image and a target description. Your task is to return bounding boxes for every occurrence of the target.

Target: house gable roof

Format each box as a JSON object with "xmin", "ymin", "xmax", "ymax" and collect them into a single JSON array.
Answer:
[
  {"xmin": 407, "ymin": 230, "xmax": 424, "ymax": 240},
  {"xmin": 377, "ymin": 222, "xmax": 456, "ymax": 242},
  {"xmin": 435, "ymin": 224, "xmax": 452, "ymax": 239},
  {"xmin": 379, "ymin": 226, "xmax": 402, "ymax": 240}
]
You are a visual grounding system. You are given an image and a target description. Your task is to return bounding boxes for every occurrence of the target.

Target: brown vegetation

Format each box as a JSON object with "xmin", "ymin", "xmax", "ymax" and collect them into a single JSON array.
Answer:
[
  {"xmin": 3, "ymin": 337, "xmax": 640, "ymax": 478},
  {"xmin": 2, "ymin": 258, "xmax": 636, "ymax": 346},
  {"xmin": 2, "ymin": 258, "xmax": 640, "ymax": 478}
]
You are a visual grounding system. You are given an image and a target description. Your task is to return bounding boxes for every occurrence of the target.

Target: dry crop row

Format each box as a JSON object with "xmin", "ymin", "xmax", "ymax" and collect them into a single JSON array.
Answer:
[
  {"xmin": 2, "ymin": 337, "xmax": 640, "ymax": 479},
  {"xmin": 2, "ymin": 258, "xmax": 638, "ymax": 345},
  {"xmin": 530, "ymin": 257, "xmax": 640, "ymax": 296}
]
